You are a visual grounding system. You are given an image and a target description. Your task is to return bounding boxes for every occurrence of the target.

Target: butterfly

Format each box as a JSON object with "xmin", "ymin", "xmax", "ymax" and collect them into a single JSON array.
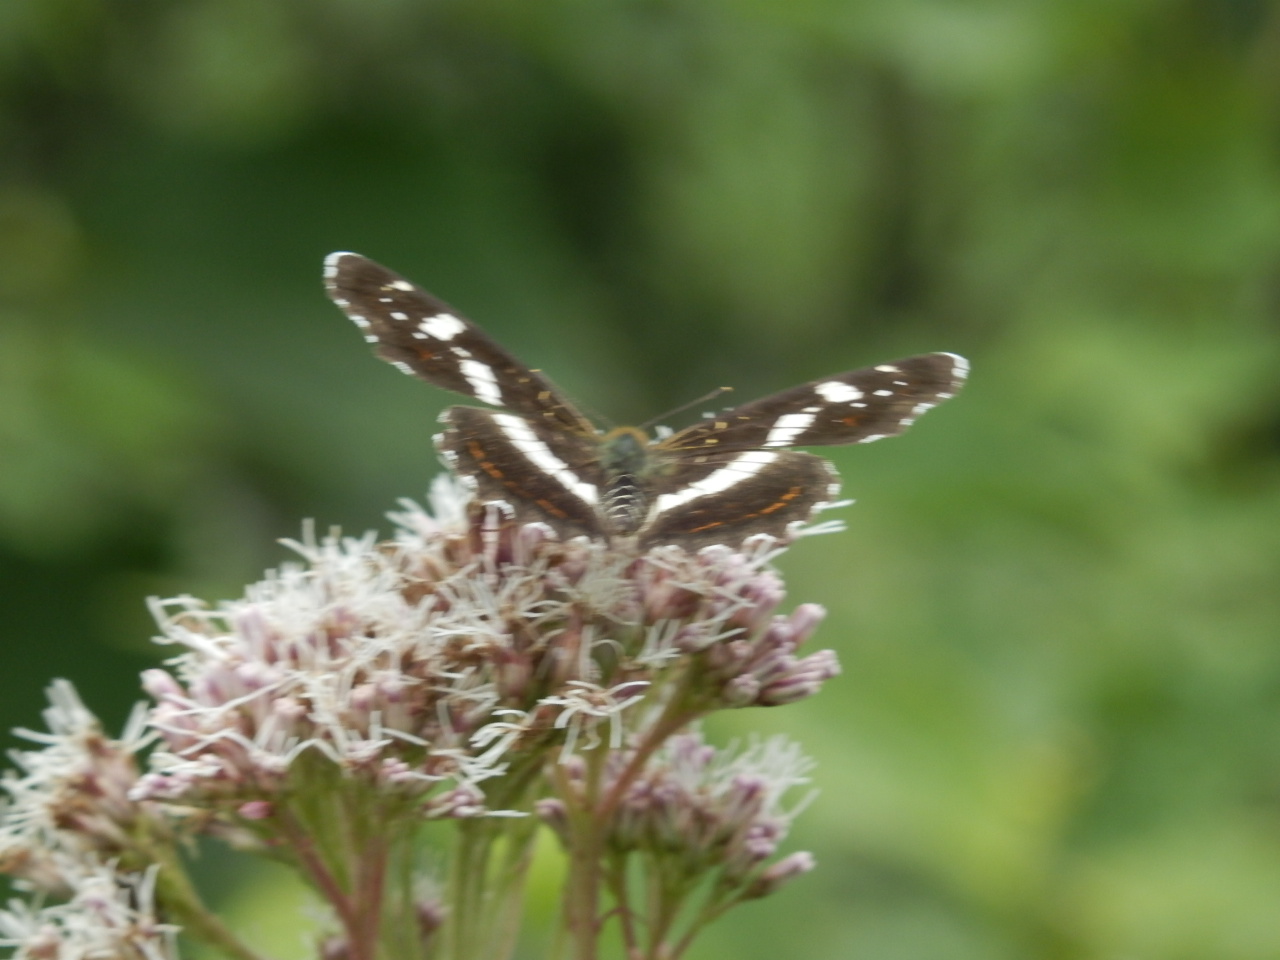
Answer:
[{"xmin": 325, "ymin": 252, "xmax": 967, "ymax": 550}]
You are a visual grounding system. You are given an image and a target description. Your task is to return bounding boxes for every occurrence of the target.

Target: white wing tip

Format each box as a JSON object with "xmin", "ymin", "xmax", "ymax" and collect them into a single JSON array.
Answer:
[
  {"xmin": 323, "ymin": 251, "xmax": 363, "ymax": 279},
  {"xmin": 941, "ymin": 352, "xmax": 970, "ymax": 380}
]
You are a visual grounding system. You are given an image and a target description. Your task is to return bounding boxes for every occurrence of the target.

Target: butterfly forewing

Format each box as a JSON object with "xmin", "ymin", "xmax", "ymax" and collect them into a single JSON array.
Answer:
[
  {"xmin": 662, "ymin": 353, "xmax": 968, "ymax": 454},
  {"xmin": 325, "ymin": 252, "xmax": 595, "ymax": 435}
]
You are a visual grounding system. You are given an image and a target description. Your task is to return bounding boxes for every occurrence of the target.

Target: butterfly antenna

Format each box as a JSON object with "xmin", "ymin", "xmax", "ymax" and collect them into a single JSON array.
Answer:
[{"xmin": 638, "ymin": 386, "xmax": 734, "ymax": 431}]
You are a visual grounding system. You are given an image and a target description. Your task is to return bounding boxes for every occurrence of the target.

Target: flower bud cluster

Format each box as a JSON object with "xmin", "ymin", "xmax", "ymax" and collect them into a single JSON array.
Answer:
[
  {"xmin": 541, "ymin": 729, "xmax": 816, "ymax": 894},
  {"xmin": 0, "ymin": 476, "xmax": 843, "ymax": 960},
  {"xmin": 136, "ymin": 479, "xmax": 840, "ymax": 817},
  {"xmin": 0, "ymin": 684, "xmax": 177, "ymax": 960},
  {"xmin": 0, "ymin": 862, "xmax": 178, "ymax": 960},
  {"xmin": 0, "ymin": 681, "xmax": 155, "ymax": 890}
]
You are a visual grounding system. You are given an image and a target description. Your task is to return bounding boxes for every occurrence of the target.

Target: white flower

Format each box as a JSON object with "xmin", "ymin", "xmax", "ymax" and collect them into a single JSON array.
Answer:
[
  {"xmin": 0, "ymin": 861, "xmax": 179, "ymax": 960},
  {"xmin": 0, "ymin": 682, "xmax": 154, "ymax": 890}
]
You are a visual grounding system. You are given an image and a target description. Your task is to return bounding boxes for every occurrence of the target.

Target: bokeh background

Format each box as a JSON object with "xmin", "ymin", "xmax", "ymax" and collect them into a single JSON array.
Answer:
[{"xmin": 4, "ymin": 2, "xmax": 1280, "ymax": 958}]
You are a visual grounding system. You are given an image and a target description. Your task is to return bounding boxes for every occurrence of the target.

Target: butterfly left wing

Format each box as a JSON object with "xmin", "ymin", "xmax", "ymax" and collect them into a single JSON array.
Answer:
[
  {"xmin": 661, "ymin": 353, "xmax": 968, "ymax": 454},
  {"xmin": 633, "ymin": 352, "xmax": 968, "ymax": 549},
  {"xmin": 325, "ymin": 252, "xmax": 596, "ymax": 435},
  {"xmin": 635, "ymin": 449, "xmax": 839, "ymax": 550}
]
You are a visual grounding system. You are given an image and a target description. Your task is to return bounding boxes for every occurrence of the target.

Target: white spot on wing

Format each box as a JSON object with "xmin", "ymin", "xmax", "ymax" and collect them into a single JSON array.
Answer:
[
  {"xmin": 493, "ymin": 414, "xmax": 598, "ymax": 507},
  {"xmin": 392, "ymin": 361, "xmax": 415, "ymax": 376},
  {"xmin": 873, "ymin": 389, "xmax": 894, "ymax": 397},
  {"xmin": 391, "ymin": 280, "xmax": 415, "ymax": 291},
  {"xmin": 460, "ymin": 358, "xmax": 502, "ymax": 405},
  {"xmin": 651, "ymin": 451, "xmax": 779, "ymax": 514},
  {"xmin": 857, "ymin": 434, "xmax": 886, "ymax": 444},
  {"xmin": 875, "ymin": 364, "xmax": 899, "ymax": 373},
  {"xmin": 815, "ymin": 381, "xmax": 862, "ymax": 403},
  {"xmin": 419, "ymin": 313, "xmax": 467, "ymax": 341},
  {"xmin": 390, "ymin": 311, "xmax": 409, "ymax": 321},
  {"xmin": 763, "ymin": 412, "xmax": 815, "ymax": 448},
  {"xmin": 945, "ymin": 353, "xmax": 970, "ymax": 379}
]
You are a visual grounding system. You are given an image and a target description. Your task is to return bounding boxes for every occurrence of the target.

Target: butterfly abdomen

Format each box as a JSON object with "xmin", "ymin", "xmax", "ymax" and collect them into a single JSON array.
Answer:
[{"xmin": 599, "ymin": 427, "xmax": 654, "ymax": 534}]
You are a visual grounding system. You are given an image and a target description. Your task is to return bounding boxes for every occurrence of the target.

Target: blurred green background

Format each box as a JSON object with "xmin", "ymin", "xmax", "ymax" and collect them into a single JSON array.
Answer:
[{"xmin": 4, "ymin": 1, "xmax": 1280, "ymax": 958}]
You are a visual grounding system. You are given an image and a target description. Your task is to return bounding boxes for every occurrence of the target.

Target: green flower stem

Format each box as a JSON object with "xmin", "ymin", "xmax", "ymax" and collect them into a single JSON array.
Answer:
[
  {"xmin": 147, "ymin": 843, "xmax": 272, "ymax": 960},
  {"xmin": 485, "ymin": 813, "xmax": 542, "ymax": 960},
  {"xmin": 274, "ymin": 806, "xmax": 359, "ymax": 936},
  {"xmin": 559, "ymin": 747, "xmax": 607, "ymax": 960}
]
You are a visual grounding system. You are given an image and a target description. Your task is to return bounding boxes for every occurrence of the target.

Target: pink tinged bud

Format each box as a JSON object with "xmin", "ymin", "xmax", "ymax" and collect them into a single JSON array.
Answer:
[
  {"xmin": 729, "ymin": 576, "xmax": 785, "ymax": 632},
  {"xmin": 514, "ymin": 521, "xmax": 556, "ymax": 556},
  {"xmin": 535, "ymin": 799, "xmax": 570, "ymax": 843},
  {"xmin": 423, "ymin": 785, "xmax": 486, "ymax": 819},
  {"xmin": 721, "ymin": 676, "xmax": 760, "ymax": 707},
  {"xmin": 238, "ymin": 800, "xmax": 273, "ymax": 820},
  {"xmin": 494, "ymin": 648, "xmax": 532, "ymax": 700},
  {"xmin": 24, "ymin": 925, "xmax": 63, "ymax": 960},
  {"xmin": 141, "ymin": 669, "xmax": 185, "ymax": 701},
  {"xmin": 272, "ymin": 697, "xmax": 307, "ymax": 722},
  {"xmin": 378, "ymin": 759, "xmax": 414, "ymax": 785},
  {"xmin": 721, "ymin": 775, "xmax": 767, "ymax": 825},
  {"xmin": 235, "ymin": 660, "xmax": 281, "ymax": 691},
  {"xmin": 675, "ymin": 624, "xmax": 720, "ymax": 653},
  {"xmin": 705, "ymin": 638, "xmax": 751, "ymax": 672},
  {"xmin": 757, "ymin": 619, "xmax": 797, "ymax": 655},
  {"xmin": 559, "ymin": 754, "xmax": 587, "ymax": 782},
  {"xmin": 377, "ymin": 675, "xmax": 408, "ymax": 701},
  {"xmin": 642, "ymin": 576, "xmax": 701, "ymax": 622},
  {"xmin": 416, "ymin": 898, "xmax": 446, "ymax": 938},
  {"xmin": 350, "ymin": 683, "xmax": 378, "ymax": 715},
  {"xmin": 743, "ymin": 851, "xmax": 815, "ymax": 899},
  {"xmin": 788, "ymin": 603, "xmax": 826, "ymax": 642},
  {"xmin": 757, "ymin": 651, "xmax": 841, "ymax": 706}
]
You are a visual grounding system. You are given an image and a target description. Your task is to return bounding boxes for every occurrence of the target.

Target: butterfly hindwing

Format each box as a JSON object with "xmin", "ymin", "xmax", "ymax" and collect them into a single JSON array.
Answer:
[
  {"xmin": 636, "ymin": 449, "xmax": 839, "ymax": 550},
  {"xmin": 437, "ymin": 406, "xmax": 605, "ymax": 538}
]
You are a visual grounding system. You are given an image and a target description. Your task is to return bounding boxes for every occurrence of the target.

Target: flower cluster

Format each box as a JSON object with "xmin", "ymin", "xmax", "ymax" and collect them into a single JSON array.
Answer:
[
  {"xmin": 0, "ymin": 683, "xmax": 181, "ymax": 960},
  {"xmin": 0, "ymin": 476, "xmax": 840, "ymax": 960}
]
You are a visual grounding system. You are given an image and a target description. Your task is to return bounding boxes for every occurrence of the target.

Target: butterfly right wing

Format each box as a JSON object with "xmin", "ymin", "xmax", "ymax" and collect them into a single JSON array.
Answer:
[
  {"xmin": 437, "ymin": 405, "xmax": 608, "ymax": 540},
  {"xmin": 324, "ymin": 252, "xmax": 596, "ymax": 435}
]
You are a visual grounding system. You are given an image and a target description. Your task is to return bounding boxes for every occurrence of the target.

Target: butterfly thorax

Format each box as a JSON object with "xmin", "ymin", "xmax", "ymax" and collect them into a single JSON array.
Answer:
[{"xmin": 598, "ymin": 426, "xmax": 656, "ymax": 534}]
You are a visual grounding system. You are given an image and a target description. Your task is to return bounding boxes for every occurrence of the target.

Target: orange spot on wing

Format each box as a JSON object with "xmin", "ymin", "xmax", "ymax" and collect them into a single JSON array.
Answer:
[{"xmin": 467, "ymin": 441, "xmax": 506, "ymax": 480}]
